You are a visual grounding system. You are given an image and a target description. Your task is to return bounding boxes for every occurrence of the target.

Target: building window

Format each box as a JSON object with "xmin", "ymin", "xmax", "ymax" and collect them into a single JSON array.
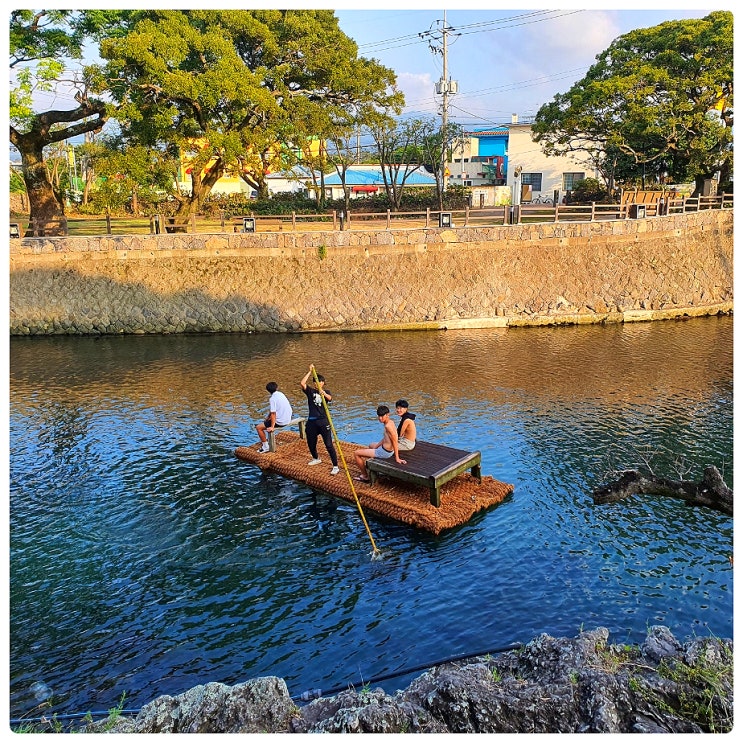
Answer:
[
  {"xmin": 521, "ymin": 172, "xmax": 542, "ymax": 190},
  {"xmin": 563, "ymin": 172, "xmax": 585, "ymax": 190}
]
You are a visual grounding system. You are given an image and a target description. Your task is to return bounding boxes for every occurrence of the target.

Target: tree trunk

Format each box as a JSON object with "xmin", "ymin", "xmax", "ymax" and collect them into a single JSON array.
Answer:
[
  {"xmin": 15, "ymin": 136, "xmax": 67, "ymax": 236},
  {"xmin": 592, "ymin": 465, "xmax": 732, "ymax": 516},
  {"xmin": 170, "ymin": 161, "xmax": 225, "ymax": 231},
  {"xmin": 82, "ymin": 166, "xmax": 94, "ymax": 206},
  {"xmin": 319, "ymin": 168, "xmax": 326, "ymax": 210},
  {"xmin": 10, "ymin": 99, "xmax": 107, "ymax": 236}
]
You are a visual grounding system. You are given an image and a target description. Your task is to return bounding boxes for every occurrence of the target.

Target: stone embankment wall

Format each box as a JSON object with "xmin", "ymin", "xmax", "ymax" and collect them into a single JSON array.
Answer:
[{"xmin": 9, "ymin": 210, "xmax": 732, "ymax": 336}]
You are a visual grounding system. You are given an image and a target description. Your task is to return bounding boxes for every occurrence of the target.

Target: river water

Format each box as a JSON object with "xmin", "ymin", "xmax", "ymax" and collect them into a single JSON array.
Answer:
[{"xmin": 9, "ymin": 316, "xmax": 733, "ymax": 719}]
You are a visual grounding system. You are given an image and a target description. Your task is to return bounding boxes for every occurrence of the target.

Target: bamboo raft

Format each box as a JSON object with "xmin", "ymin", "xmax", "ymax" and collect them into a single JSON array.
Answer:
[{"xmin": 234, "ymin": 431, "xmax": 514, "ymax": 535}]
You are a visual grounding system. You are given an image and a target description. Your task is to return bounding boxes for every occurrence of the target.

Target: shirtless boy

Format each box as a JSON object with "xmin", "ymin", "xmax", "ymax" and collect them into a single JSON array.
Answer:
[
  {"xmin": 353, "ymin": 405, "xmax": 406, "ymax": 482},
  {"xmin": 395, "ymin": 399, "xmax": 417, "ymax": 451}
]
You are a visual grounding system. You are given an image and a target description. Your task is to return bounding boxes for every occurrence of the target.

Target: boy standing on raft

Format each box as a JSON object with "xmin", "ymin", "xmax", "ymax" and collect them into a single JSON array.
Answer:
[
  {"xmin": 354, "ymin": 405, "xmax": 406, "ymax": 482},
  {"xmin": 300, "ymin": 365, "xmax": 340, "ymax": 476}
]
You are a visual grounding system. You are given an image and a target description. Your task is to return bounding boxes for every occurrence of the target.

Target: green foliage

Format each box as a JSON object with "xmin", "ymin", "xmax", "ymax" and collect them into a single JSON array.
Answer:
[
  {"xmin": 532, "ymin": 12, "xmax": 733, "ymax": 193},
  {"xmin": 98, "ymin": 10, "xmax": 401, "ymax": 215},
  {"xmin": 9, "ymin": 10, "xmax": 115, "ymax": 221},
  {"xmin": 201, "ymin": 192, "xmax": 320, "ymax": 218},
  {"xmin": 72, "ymin": 136, "xmax": 179, "ymax": 216},
  {"xmin": 594, "ymin": 639, "xmax": 638, "ymax": 672},
  {"xmin": 366, "ymin": 117, "xmax": 462, "ymax": 210},
  {"xmin": 10, "ymin": 169, "xmax": 26, "ymax": 193},
  {"xmin": 654, "ymin": 643, "xmax": 732, "ymax": 732},
  {"xmin": 339, "ymin": 185, "xmax": 470, "ymax": 213},
  {"xmin": 568, "ymin": 177, "xmax": 611, "ymax": 204},
  {"xmin": 9, "ymin": 10, "xmax": 121, "ymax": 124},
  {"xmin": 200, "ymin": 184, "xmax": 470, "ymax": 219},
  {"xmin": 10, "ymin": 10, "xmax": 80, "ymax": 124},
  {"xmin": 97, "ymin": 692, "xmax": 128, "ymax": 732},
  {"xmin": 10, "ymin": 691, "xmax": 130, "ymax": 734}
]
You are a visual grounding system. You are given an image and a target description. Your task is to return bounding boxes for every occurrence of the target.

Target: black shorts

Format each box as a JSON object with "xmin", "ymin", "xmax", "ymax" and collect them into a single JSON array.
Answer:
[{"xmin": 264, "ymin": 418, "xmax": 286, "ymax": 429}]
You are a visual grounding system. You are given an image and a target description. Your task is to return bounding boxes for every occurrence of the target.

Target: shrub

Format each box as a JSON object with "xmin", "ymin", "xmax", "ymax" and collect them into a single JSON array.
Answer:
[
  {"xmin": 201, "ymin": 184, "xmax": 472, "ymax": 217},
  {"xmin": 568, "ymin": 177, "xmax": 611, "ymax": 204}
]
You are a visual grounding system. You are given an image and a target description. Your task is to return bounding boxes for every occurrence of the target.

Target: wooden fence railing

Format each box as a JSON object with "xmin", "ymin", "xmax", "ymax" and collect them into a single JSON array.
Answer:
[{"xmin": 9, "ymin": 194, "xmax": 733, "ymax": 238}]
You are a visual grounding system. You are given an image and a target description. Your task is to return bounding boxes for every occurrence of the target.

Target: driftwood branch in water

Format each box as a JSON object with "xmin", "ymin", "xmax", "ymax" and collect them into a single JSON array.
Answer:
[{"xmin": 592, "ymin": 465, "xmax": 732, "ymax": 516}]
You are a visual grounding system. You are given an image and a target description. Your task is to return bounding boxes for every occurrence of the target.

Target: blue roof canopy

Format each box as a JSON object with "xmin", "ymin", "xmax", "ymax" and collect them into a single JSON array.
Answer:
[{"xmin": 323, "ymin": 167, "xmax": 436, "ymax": 187}]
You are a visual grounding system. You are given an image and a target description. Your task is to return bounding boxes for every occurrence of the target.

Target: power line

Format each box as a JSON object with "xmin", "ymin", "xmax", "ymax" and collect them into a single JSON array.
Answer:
[
  {"xmin": 354, "ymin": 10, "xmax": 586, "ymax": 55},
  {"xmin": 453, "ymin": 9, "xmax": 584, "ymax": 39},
  {"xmin": 399, "ymin": 66, "xmax": 589, "ymax": 114}
]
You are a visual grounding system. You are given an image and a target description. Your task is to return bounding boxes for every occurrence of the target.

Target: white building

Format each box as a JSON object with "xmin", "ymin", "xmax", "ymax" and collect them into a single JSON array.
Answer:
[
  {"xmin": 505, "ymin": 120, "xmax": 598, "ymax": 205},
  {"xmin": 444, "ymin": 117, "xmax": 598, "ymax": 206}
]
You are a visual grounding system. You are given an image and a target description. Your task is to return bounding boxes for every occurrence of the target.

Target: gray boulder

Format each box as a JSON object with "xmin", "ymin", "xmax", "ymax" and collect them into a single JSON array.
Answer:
[{"xmin": 91, "ymin": 626, "xmax": 732, "ymax": 734}]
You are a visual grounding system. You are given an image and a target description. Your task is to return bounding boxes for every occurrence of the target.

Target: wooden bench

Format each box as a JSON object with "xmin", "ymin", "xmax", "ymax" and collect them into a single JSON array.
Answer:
[
  {"xmin": 365, "ymin": 440, "xmax": 482, "ymax": 507},
  {"xmin": 268, "ymin": 417, "xmax": 306, "ymax": 452}
]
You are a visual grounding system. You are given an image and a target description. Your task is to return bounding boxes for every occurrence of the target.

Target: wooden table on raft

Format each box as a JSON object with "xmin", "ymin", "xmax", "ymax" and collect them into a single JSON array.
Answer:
[{"xmin": 365, "ymin": 440, "xmax": 482, "ymax": 507}]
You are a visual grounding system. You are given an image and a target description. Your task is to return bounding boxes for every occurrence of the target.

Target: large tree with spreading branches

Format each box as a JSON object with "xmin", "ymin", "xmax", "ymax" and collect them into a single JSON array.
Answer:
[
  {"xmin": 532, "ymin": 11, "xmax": 733, "ymax": 195},
  {"xmin": 9, "ymin": 10, "xmax": 125, "ymax": 235},
  {"xmin": 97, "ymin": 9, "xmax": 400, "ymax": 225}
]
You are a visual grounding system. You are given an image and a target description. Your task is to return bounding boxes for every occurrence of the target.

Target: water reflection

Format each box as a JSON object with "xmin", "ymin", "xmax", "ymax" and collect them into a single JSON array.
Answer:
[{"xmin": 9, "ymin": 317, "xmax": 732, "ymax": 718}]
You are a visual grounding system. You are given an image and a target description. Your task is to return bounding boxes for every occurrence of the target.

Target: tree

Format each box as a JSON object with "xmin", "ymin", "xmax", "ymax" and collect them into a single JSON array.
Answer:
[
  {"xmin": 368, "ymin": 117, "xmax": 431, "ymax": 211},
  {"xmin": 98, "ymin": 10, "xmax": 400, "ymax": 226},
  {"xmin": 532, "ymin": 11, "xmax": 733, "ymax": 196},
  {"xmin": 77, "ymin": 136, "xmax": 179, "ymax": 215},
  {"xmin": 417, "ymin": 119, "xmax": 465, "ymax": 210},
  {"xmin": 325, "ymin": 100, "xmax": 401, "ymax": 213},
  {"xmin": 9, "ymin": 10, "xmax": 122, "ymax": 235}
]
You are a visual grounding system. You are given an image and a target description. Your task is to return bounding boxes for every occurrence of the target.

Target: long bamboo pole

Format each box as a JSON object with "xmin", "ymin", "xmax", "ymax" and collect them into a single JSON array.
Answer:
[{"xmin": 310, "ymin": 365, "xmax": 381, "ymax": 558}]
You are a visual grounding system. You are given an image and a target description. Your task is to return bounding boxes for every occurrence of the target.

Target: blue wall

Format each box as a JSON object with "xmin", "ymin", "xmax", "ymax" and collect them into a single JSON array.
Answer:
[{"xmin": 473, "ymin": 129, "xmax": 508, "ymax": 158}]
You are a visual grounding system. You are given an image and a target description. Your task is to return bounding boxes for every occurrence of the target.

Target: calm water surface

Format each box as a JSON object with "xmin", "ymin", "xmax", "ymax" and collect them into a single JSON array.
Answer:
[{"xmin": 9, "ymin": 317, "xmax": 733, "ymax": 718}]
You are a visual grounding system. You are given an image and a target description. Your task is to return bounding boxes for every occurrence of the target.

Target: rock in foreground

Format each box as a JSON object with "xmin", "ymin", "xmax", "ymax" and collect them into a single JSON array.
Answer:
[{"xmin": 94, "ymin": 626, "xmax": 732, "ymax": 734}]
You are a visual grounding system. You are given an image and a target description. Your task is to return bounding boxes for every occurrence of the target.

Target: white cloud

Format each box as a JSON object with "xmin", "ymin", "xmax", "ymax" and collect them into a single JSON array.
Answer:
[
  {"xmin": 397, "ymin": 71, "xmax": 438, "ymax": 116},
  {"xmin": 450, "ymin": 10, "xmax": 625, "ymax": 119},
  {"xmin": 526, "ymin": 11, "xmax": 621, "ymax": 65}
]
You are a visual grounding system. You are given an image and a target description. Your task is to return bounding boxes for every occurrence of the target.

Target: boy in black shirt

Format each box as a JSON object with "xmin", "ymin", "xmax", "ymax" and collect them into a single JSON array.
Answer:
[{"xmin": 300, "ymin": 364, "xmax": 340, "ymax": 475}]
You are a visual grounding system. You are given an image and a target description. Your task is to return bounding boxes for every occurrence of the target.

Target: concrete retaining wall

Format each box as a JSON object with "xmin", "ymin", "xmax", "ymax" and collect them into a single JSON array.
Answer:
[{"xmin": 9, "ymin": 210, "xmax": 733, "ymax": 335}]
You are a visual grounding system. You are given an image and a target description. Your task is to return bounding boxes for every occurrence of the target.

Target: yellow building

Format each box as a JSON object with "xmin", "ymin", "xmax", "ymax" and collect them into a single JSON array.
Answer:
[{"xmin": 176, "ymin": 138, "xmax": 323, "ymax": 196}]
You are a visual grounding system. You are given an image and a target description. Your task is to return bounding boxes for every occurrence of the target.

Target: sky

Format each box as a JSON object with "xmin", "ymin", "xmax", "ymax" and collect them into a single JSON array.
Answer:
[{"xmin": 332, "ymin": 3, "xmax": 715, "ymax": 129}]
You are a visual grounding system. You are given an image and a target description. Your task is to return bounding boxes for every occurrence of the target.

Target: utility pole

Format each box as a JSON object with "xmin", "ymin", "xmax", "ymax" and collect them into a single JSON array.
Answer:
[
  {"xmin": 441, "ymin": 10, "xmax": 450, "ymax": 190},
  {"xmin": 421, "ymin": 11, "xmax": 458, "ymax": 196}
]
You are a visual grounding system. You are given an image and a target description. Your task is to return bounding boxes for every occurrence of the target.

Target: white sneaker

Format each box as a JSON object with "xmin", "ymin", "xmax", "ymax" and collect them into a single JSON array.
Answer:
[
  {"xmin": 259, "ymin": 443, "xmax": 270, "ymax": 453},
  {"xmin": 330, "ymin": 466, "xmax": 339, "ymax": 475},
  {"xmin": 307, "ymin": 458, "xmax": 322, "ymax": 466}
]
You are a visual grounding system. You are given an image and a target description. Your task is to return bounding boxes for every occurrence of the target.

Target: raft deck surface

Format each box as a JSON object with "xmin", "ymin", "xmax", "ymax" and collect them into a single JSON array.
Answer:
[
  {"xmin": 234, "ymin": 431, "xmax": 513, "ymax": 535},
  {"xmin": 366, "ymin": 440, "xmax": 481, "ymax": 507}
]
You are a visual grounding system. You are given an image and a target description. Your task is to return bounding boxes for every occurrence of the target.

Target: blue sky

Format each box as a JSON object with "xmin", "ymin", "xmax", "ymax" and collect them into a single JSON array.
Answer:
[{"xmin": 333, "ymin": 4, "xmax": 716, "ymax": 128}]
